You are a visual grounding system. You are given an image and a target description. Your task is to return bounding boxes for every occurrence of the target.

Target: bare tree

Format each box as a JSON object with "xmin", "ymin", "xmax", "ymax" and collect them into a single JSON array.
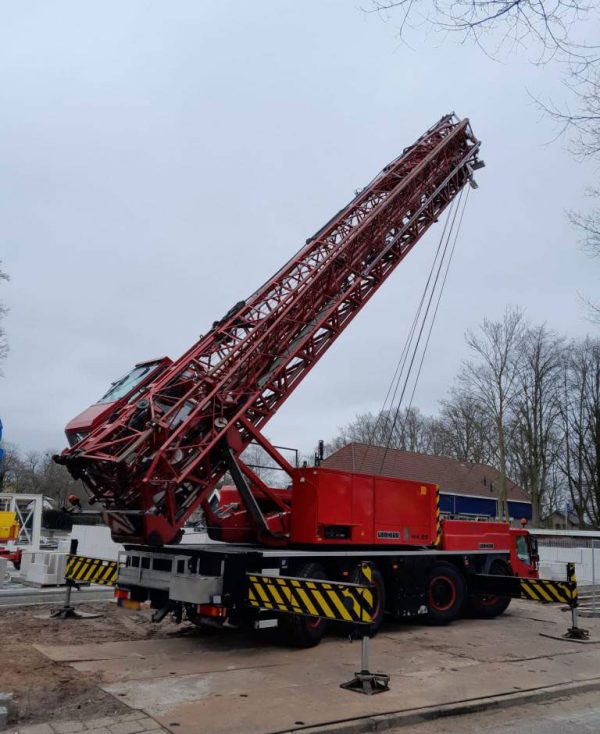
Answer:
[
  {"xmin": 559, "ymin": 337, "xmax": 600, "ymax": 526},
  {"xmin": 460, "ymin": 307, "xmax": 526, "ymax": 518},
  {"xmin": 370, "ymin": 0, "xmax": 595, "ymax": 64},
  {"xmin": 370, "ymin": 0, "xmax": 600, "ymax": 319},
  {"xmin": 1, "ymin": 445, "xmax": 82, "ymax": 506},
  {"xmin": 240, "ymin": 443, "xmax": 286, "ymax": 488},
  {"xmin": 568, "ymin": 185, "xmax": 600, "ymax": 321},
  {"xmin": 327, "ymin": 406, "xmax": 441, "ymax": 455},
  {"xmin": 509, "ymin": 325, "xmax": 565, "ymax": 524},
  {"xmin": 0, "ymin": 443, "xmax": 22, "ymax": 491},
  {"xmin": 438, "ymin": 387, "xmax": 495, "ymax": 464}
]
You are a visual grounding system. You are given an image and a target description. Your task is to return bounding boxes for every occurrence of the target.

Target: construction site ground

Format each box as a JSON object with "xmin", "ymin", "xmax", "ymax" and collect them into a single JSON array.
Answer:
[{"xmin": 1, "ymin": 598, "xmax": 600, "ymax": 734}]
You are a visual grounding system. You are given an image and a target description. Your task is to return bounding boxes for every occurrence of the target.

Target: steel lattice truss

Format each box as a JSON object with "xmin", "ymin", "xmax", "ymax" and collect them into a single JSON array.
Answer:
[{"xmin": 61, "ymin": 114, "xmax": 481, "ymax": 545}]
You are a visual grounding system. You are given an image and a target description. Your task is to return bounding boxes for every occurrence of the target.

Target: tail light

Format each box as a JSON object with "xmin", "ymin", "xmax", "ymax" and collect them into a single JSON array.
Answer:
[
  {"xmin": 114, "ymin": 588, "xmax": 141, "ymax": 610},
  {"xmin": 197, "ymin": 604, "xmax": 228, "ymax": 618}
]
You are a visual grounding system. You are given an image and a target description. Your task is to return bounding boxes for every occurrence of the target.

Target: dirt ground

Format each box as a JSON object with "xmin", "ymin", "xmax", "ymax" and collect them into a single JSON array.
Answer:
[
  {"xmin": 2, "ymin": 598, "xmax": 600, "ymax": 734},
  {"xmin": 0, "ymin": 601, "xmax": 181, "ymax": 727}
]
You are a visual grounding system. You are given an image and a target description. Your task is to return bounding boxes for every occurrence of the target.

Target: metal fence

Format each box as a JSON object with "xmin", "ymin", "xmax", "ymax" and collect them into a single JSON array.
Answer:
[{"xmin": 536, "ymin": 537, "xmax": 598, "ymax": 617}]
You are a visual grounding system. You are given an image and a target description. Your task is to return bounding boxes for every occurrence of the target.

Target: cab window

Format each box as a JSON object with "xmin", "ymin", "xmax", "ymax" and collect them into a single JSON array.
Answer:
[
  {"xmin": 97, "ymin": 362, "xmax": 160, "ymax": 404},
  {"xmin": 516, "ymin": 535, "xmax": 530, "ymax": 563}
]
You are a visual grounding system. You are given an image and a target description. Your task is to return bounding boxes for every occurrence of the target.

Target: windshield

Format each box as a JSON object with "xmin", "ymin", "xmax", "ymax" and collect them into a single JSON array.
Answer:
[{"xmin": 97, "ymin": 362, "xmax": 161, "ymax": 404}]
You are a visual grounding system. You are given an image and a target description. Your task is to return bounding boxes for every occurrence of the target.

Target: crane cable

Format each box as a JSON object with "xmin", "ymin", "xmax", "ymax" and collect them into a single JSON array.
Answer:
[
  {"xmin": 364, "ymin": 195, "xmax": 459, "ymax": 450},
  {"xmin": 405, "ymin": 186, "xmax": 471, "ymax": 416},
  {"xmin": 357, "ymin": 191, "xmax": 459, "ymax": 464},
  {"xmin": 370, "ymin": 185, "xmax": 470, "ymax": 473}
]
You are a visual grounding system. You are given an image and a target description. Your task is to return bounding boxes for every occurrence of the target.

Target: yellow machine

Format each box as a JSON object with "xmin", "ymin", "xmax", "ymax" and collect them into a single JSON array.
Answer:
[{"xmin": 0, "ymin": 511, "xmax": 19, "ymax": 541}]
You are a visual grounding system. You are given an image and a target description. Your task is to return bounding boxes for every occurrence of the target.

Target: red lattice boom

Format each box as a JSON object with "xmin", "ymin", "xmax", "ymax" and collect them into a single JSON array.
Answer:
[{"xmin": 59, "ymin": 114, "xmax": 481, "ymax": 545}]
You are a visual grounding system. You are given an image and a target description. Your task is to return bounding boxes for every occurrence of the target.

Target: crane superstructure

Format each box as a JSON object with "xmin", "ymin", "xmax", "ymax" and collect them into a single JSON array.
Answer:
[{"xmin": 57, "ymin": 114, "xmax": 482, "ymax": 548}]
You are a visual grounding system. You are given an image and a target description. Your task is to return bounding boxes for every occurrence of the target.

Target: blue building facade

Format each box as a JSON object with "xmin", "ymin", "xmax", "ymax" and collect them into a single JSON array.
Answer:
[{"xmin": 439, "ymin": 492, "xmax": 532, "ymax": 521}]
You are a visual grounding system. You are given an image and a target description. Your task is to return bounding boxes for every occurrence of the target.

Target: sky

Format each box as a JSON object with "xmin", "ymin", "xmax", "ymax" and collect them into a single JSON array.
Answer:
[{"xmin": 0, "ymin": 1, "xmax": 598, "ymax": 457}]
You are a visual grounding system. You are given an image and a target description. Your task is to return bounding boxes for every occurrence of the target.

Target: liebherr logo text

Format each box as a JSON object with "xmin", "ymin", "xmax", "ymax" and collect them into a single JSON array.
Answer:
[{"xmin": 377, "ymin": 530, "xmax": 401, "ymax": 539}]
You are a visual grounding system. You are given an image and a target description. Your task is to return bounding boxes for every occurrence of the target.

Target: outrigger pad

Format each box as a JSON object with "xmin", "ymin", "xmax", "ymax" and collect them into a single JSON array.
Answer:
[
  {"xmin": 340, "ymin": 670, "xmax": 390, "ymax": 695},
  {"xmin": 46, "ymin": 607, "xmax": 104, "ymax": 620},
  {"xmin": 539, "ymin": 631, "xmax": 597, "ymax": 644},
  {"xmin": 564, "ymin": 626, "xmax": 590, "ymax": 641}
]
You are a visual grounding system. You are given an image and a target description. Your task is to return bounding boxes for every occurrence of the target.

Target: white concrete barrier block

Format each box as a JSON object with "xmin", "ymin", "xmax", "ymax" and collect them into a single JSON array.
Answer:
[
  {"xmin": 18, "ymin": 550, "xmax": 68, "ymax": 586},
  {"xmin": 70, "ymin": 525, "xmax": 123, "ymax": 561}
]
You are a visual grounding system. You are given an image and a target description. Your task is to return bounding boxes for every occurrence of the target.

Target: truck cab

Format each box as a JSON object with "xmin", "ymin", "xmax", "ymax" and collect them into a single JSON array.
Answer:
[
  {"xmin": 65, "ymin": 357, "xmax": 172, "ymax": 447},
  {"xmin": 509, "ymin": 528, "xmax": 539, "ymax": 578}
]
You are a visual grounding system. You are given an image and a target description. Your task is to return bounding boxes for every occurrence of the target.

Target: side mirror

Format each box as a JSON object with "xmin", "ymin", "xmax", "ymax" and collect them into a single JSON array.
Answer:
[{"xmin": 529, "ymin": 536, "xmax": 539, "ymax": 564}]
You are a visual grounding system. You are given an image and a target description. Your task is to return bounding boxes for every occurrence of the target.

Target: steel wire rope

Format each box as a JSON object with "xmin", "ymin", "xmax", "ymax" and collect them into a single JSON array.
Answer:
[
  {"xmin": 376, "ymin": 186, "xmax": 466, "ymax": 473},
  {"xmin": 354, "ymin": 196, "xmax": 459, "ymax": 469},
  {"xmin": 354, "ymin": 194, "xmax": 460, "ymax": 471},
  {"xmin": 405, "ymin": 186, "xmax": 471, "ymax": 416}
]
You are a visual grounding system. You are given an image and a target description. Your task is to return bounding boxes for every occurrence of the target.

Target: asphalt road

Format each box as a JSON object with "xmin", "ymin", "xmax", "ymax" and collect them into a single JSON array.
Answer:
[{"xmin": 398, "ymin": 690, "xmax": 600, "ymax": 734}]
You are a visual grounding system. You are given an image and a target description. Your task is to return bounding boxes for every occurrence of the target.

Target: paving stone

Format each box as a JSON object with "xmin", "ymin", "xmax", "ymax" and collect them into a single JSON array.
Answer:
[
  {"xmin": 129, "ymin": 719, "xmax": 157, "ymax": 731},
  {"xmin": 51, "ymin": 722, "xmax": 85, "ymax": 734},
  {"xmin": 86, "ymin": 728, "xmax": 113, "ymax": 734},
  {"xmin": 108, "ymin": 722, "xmax": 144, "ymax": 734},
  {"xmin": 85, "ymin": 719, "xmax": 116, "ymax": 729},
  {"xmin": 13, "ymin": 725, "xmax": 54, "ymax": 734}
]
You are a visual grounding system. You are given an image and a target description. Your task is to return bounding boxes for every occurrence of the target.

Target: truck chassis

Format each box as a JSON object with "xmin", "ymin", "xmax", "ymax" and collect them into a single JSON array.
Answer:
[{"xmin": 118, "ymin": 542, "xmax": 516, "ymax": 646}]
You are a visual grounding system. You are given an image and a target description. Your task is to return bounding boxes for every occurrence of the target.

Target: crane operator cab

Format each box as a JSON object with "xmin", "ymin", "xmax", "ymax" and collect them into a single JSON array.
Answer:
[{"xmin": 64, "ymin": 357, "xmax": 172, "ymax": 447}]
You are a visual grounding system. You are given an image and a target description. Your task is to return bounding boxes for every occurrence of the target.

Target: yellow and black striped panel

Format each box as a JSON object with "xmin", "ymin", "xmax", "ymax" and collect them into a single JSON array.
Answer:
[
  {"xmin": 519, "ymin": 576, "xmax": 576, "ymax": 605},
  {"xmin": 65, "ymin": 554, "xmax": 121, "ymax": 587},
  {"xmin": 567, "ymin": 562, "xmax": 578, "ymax": 605},
  {"xmin": 247, "ymin": 572, "xmax": 374, "ymax": 624},
  {"xmin": 434, "ymin": 487, "xmax": 442, "ymax": 546}
]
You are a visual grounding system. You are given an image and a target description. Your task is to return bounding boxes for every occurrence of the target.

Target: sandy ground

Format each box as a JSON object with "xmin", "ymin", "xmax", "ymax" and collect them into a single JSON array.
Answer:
[
  {"xmin": 2, "ymin": 599, "xmax": 600, "ymax": 734},
  {"xmin": 0, "ymin": 601, "xmax": 179, "ymax": 727}
]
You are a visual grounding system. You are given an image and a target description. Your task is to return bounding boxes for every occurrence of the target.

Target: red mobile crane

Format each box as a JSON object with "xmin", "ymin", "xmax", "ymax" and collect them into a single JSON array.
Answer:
[{"xmin": 57, "ymin": 115, "xmax": 539, "ymax": 646}]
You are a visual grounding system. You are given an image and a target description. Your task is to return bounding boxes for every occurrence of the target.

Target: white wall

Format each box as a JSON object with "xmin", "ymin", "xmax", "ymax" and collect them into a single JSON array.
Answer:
[
  {"xmin": 70, "ymin": 525, "xmax": 123, "ymax": 561},
  {"xmin": 538, "ymin": 545, "xmax": 600, "ymax": 585}
]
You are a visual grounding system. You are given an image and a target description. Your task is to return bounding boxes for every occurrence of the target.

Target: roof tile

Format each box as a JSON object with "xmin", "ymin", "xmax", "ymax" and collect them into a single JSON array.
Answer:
[{"xmin": 321, "ymin": 443, "xmax": 530, "ymax": 503}]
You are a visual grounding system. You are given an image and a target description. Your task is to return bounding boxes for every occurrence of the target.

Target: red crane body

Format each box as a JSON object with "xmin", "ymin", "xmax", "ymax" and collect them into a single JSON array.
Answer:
[{"xmin": 57, "ymin": 114, "xmax": 482, "ymax": 546}]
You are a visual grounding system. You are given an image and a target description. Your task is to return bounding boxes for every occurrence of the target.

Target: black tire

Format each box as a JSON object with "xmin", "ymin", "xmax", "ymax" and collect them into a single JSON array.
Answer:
[
  {"xmin": 278, "ymin": 562, "xmax": 329, "ymax": 648},
  {"xmin": 426, "ymin": 562, "xmax": 465, "ymax": 625},
  {"xmin": 467, "ymin": 560, "xmax": 512, "ymax": 619},
  {"xmin": 349, "ymin": 563, "xmax": 385, "ymax": 636}
]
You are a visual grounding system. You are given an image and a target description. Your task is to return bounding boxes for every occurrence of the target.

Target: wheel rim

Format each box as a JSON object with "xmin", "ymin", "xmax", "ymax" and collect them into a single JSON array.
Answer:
[
  {"xmin": 429, "ymin": 575, "xmax": 457, "ymax": 612},
  {"xmin": 478, "ymin": 563, "xmax": 508, "ymax": 606},
  {"xmin": 479, "ymin": 594, "xmax": 500, "ymax": 606}
]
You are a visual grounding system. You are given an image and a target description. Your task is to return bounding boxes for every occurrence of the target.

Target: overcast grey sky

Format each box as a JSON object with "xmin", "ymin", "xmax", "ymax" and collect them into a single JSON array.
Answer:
[{"xmin": 1, "ymin": 2, "xmax": 597, "ymax": 456}]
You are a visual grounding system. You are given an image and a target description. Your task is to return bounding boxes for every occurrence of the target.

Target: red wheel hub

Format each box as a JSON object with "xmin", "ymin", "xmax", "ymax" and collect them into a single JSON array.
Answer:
[{"xmin": 429, "ymin": 575, "xmax": 457, "ymax": 612}]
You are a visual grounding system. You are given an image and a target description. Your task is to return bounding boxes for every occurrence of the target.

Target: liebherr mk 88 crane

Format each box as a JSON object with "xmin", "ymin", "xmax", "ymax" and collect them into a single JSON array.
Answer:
[
  {"xmin": 57, "ymin": 115, "xmax": 540, "ymax": 645},
  {"xmin": 57, "ymin": 114, "xmax": 483, "ymax": 548}
]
